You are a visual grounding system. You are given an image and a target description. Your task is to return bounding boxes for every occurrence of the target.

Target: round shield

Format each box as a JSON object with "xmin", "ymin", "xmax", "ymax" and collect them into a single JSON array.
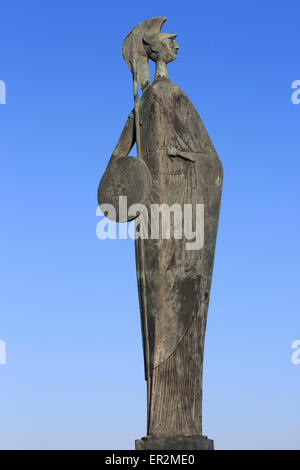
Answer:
[{"xmin": 97, "ymin": 156, "xmax": 152, "ymax": 222}]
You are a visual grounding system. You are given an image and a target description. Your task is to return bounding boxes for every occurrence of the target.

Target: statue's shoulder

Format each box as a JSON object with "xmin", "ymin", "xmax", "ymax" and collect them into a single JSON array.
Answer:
[
  {"xmin": 143, "ymin": 78, "xmax": 183, "ymax": 96},
  {"xmin": 141, "ymin": 78, "xmax": 192, "ymax": 109}
]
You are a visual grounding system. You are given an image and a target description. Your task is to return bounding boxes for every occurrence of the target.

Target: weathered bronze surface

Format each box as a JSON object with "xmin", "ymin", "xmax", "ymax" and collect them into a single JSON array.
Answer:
[
  {"xmin": 98, "ymin": 17, "xmax": 223, "ymax": 450},
  {"xmin": 98, "ymin": 156, "xmax": 151, "ymax": 222}
]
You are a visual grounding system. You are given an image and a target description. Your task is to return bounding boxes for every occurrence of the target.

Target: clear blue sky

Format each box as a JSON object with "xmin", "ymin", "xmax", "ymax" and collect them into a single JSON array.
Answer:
[{"xmin": 0, "ymin": 0, "xmax": 299, "ymax": 450}]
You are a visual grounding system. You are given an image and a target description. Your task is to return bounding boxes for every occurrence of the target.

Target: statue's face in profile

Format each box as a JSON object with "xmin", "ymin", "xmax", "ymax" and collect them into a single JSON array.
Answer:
[
  {"xmin": 146, "ymin": 35, "xmax": 179, "ymax": 64},
  {"xmin": 162, "ymin": 37, "xmax": 179, "ymax": 63}
]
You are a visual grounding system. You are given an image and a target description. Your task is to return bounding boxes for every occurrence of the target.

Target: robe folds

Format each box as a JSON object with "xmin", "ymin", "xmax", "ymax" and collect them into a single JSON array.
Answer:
[
  {"xmin": 103, "ymin": 76, "xmax": 222, "ymax": 437},
  {"xmin": 134, "ymin": 77, "xmax": 223, "ymax": 437}
]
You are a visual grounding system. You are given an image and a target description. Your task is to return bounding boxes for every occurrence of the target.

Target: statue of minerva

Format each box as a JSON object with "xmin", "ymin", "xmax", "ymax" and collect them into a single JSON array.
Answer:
[{"xmin": 98, "ymin": 17, "xmax": 223, "ymax": 450}]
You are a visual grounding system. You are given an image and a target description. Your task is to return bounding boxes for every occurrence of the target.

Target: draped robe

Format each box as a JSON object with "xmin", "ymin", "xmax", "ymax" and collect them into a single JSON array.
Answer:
[{"xmin": 110, "ymin": 77, "xmax": 222, "ymax": 437}]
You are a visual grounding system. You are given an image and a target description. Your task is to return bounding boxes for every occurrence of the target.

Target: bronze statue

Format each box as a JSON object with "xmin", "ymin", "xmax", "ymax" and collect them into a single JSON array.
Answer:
[{"xmin": 98, "ymin": 17, "xmax": 223, "ymax": 450}]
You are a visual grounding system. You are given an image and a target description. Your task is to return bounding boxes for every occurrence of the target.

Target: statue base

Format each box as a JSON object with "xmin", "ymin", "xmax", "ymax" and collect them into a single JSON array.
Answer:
[{"xmin": 135, "ymin": 435, "xmax": 214, "ymax": 450}]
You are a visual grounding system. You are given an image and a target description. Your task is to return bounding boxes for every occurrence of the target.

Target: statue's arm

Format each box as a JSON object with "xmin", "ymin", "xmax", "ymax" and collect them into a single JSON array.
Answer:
[
  {"xmin": 167, "ymin": 93, "xmax": 220, "ymax": 164},
  {"xmin": 168, "ymin": 147, "xmax": 216, "ymax": 163},
  {"xmin": 108, "ymin": 110, "xmax": 136, "ymax": 165}
]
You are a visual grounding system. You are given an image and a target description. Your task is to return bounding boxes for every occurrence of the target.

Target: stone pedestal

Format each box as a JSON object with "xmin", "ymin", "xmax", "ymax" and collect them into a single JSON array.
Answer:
[{"xmin": 135, "ymin": 435, "xmax": 214, "ymax": 450}]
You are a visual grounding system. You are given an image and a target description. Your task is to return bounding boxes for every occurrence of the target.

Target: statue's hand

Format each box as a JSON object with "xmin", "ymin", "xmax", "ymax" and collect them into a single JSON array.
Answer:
[
  {"xmin": 168, "ymin": 147, "xmax": 195, "ymax": 163},
  {"xmin": 168, "ymin": 147, "xmax": 179, "ymax": 157}
]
